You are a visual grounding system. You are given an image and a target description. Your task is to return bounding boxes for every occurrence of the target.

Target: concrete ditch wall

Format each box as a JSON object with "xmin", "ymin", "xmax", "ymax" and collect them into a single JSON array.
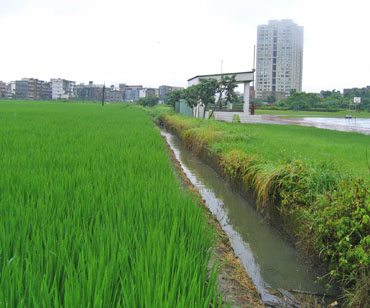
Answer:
[{"xmin": 214, "ymin": 111, "xmax": 263, "ymax": 123}]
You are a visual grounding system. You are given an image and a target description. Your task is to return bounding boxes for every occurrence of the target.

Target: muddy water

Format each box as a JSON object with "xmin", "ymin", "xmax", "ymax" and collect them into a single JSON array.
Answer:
[
  {"xmin": 161, "ymin": 130, "xmax": 337, "ymax": 305},
  {"xmin": 261, "ymin": 115, "xmax": 370, "ymax": 135}
]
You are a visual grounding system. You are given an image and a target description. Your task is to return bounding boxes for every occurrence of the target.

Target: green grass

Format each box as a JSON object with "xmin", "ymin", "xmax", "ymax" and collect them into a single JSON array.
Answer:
[
  {"xmin": 215, "ymin": 123, "xmax": 370, "ymax": 179},
  {"xmin": 163, "ymin": 114, "xmax": 370, "ymax": 179},
  {"xmin": 160, "ymin": 113, "xmax": 369, "ymax": 307},
  {"xmin": 0, "ymin": 100, "xmax": 222, "ymax": 307},
  {"xmin": 255, "ymin": 109, "xmax": 370, "ymax": 118}
]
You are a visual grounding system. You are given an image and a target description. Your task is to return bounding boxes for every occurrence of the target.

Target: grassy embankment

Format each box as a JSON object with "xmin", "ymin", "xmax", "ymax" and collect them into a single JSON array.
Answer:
[
  {"xmin": 159, "ymin": 112, "xmax": 369, "ymax": 307},
  {"xmin": 0, "ymin": 100, "xmax": 224, "ymax": 307},
  {"xmin": 255, "ymin": 109, "xmax": 370, "ymax": 118}
]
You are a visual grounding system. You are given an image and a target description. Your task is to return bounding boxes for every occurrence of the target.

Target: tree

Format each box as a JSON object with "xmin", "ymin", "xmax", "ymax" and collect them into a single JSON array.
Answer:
[
  {"xmin": 198, "ymin": 79, "xmax": 218, "ymax": 118},
  {"xmin": 320, "ymin": 90, "xmax": 333, "ymax": 98},
  {"xmin": 137, "ymin": 96, "xmax": 159, "ymax": 107},
  {"xmin": 267, "ymin": 95, "xmax": 276, "ymax": 103},
  {"xmin": 343, "ymin": 87, "xmax": 370, "ymax": 110},
  {"xmin": 323, "ymin": 91, "xmax": 348, "ymax": 108},
  {"xmin": 216, "ymin": 75, "xmax": 238, "ymax": 109},
  {"xmin": 180, "ymin": 75, "xmax": 239, "ymax": 119},
  {"xmin": 207, "ymin": 75, "xmax": 238, "ymax": 119},
  {"xmin": 167, "ymin": 89, "xmax": 183, "ymax": 109},
  {"xmin": 278, "ymin": 91, "xmax": 323, "ymax": 110},
  {"xmin": 183, "ymin": 84, "xmax": 201, "ymax": 108}
]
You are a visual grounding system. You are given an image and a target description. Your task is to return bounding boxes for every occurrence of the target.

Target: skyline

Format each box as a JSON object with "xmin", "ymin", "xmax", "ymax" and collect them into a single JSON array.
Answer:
[{"xmin": 1, "ymin": 0, "xmax": 369, "ymax": 92}]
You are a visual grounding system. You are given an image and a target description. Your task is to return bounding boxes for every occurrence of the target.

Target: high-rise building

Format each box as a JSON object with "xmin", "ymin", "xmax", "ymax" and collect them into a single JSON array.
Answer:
[
  {"xmin": 0, "ymin": 81, "xmax": 6, "ymax": 98},
  {"xmin": 256, "ymin": 19, "xmax": 303, "ymax": 100},
  {"xmin": 158, "ymin": 85, "xmax": 183, "ymax": 103}
]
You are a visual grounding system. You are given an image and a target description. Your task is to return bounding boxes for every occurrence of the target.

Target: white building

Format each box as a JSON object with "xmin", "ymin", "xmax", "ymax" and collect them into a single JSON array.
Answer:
[
  {"xmin": 188, "ymin": 71, "xmax": 254, "ymax": 119},
  {"xmin": 10, "ymin": 82, "xmax": 16, "ymax": 96},
  {"xmin": 139, "ymin": 88, "xmax": 146, "ymax": 99},
  {"xmin": 256, "ymin": 19, "xmax": 303, "ymax": 100},
  {"xmin": 50, "ymin": 78, "xmax": 76, "ymax": 100}
]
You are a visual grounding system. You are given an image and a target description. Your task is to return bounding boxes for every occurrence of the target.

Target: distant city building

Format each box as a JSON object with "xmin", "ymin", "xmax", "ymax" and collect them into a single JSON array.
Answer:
[
  {"xmin": 40, "ymin": 82, "xmax": 51, "ymax": 100},
  {"xmin": 256, "ymin": 19, "xmax": 303, "ymax": 100},
  {"xmin": 15, "ymin": 80, "xmax": 28, "ymax": 99},
  {"xmin": 343, "ymin": 86, "xmax": 370, "ymax": 96},
  {"xmin": 0, "ymin": 81, "xmax": 15, "ymax": 99},
  {"xmin": 9, "ymin": 82, "xmax": 16, "ymax": 98},
  {"xmin": 7, "ymin": 78, "xmax": 176, "ymax": 103},
  {"xmin": 0, "ymin": 81, "xmax": 6, "ymax": 98},
  {"xmin": 124, "ymin": 89, "xmax": 140, "ymax": 101},
  {"xmin": 159, "ymin": 85, "xmax": 183, "ymax": 103},
  {"xmin": 138, "ymin": 88, "xmax": 146, "ymax": 99},
  {"xmin": 15, "ymin": 78, "xmax": 51, "ymax": 100},
  {"xmin": 126, "ymin": 85, "xmax": 143, "ymax": 90},
  {"xmin": 145, "ymin": 88, "xmax": 157, "ymax": 97},
  {"xmin": 75, "ymin": 83, "xmax": 90, "ymax": 101},
  {"xmin": 105, "ymin": 89, "xmax": 124, "ymax": 102},
  {"xmin": 75, "ymin": 81, "xmax": 104, "ymax": 101},
  {"xmin": 122, "ymin": 85, "xmax": 143, "ymax": 101},
  {"xmin": 4, "ymin": 82, "xmax": 14, "ymax": 98},
  {"xmin": 50, "ymin": 78, "xmax": 76, "ymax": 100}
]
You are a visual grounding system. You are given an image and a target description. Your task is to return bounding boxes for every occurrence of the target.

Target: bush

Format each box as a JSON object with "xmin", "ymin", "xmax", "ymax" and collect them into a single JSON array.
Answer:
[
  {"xmin": 308, "ymin": 179, "xmax": 369, "ymax": 281},
  {"xmin": 136, "ymin": 96, "xmax": 159, "ymax": 107},
  {"xmin": 305, "ymin": 179, "xmax": 369, "ymax": 307},
  {"xmin": 232, "ymin": 114, "xmax": 240, "ymax": 123}
]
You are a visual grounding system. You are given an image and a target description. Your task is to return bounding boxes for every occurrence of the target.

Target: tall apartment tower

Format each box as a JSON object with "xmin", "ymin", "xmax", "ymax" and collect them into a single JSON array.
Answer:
[{"xmin": 256, "ymin": 19, "xmax": 303, "ymax": 100}]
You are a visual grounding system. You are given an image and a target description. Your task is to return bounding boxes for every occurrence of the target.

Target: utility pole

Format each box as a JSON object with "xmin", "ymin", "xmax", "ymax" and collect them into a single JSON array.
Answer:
[
  {"xmin": 253, "ymin": 45, "xmax": 256, "ymax": 88},
  {"xmin": 102, "ymin": 83, "xmax": 105, "ymax": 106}
]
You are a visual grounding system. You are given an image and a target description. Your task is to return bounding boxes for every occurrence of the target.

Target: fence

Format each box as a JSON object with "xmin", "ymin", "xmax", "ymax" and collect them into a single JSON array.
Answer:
[{"xmin": 175, "ymin": 100, "xmax": 193, "ymax": 117}]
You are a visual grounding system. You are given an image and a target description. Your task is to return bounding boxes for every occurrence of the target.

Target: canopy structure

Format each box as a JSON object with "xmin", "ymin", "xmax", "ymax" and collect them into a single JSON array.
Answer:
[{"xmin": 187, "ymin": 70, "xmax": 254, "ymax": 114}]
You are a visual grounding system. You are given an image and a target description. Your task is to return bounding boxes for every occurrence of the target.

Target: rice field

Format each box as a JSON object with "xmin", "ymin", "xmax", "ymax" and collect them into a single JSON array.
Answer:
[{"xmin": 0, "ymin": 101, "xmax": 221, "ymax": 307}]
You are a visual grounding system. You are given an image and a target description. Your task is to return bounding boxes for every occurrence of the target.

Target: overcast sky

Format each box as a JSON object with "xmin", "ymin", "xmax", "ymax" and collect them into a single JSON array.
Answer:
[{"xmin": 0, "ymin": 0, "xmax": 369, "ymax": 92}]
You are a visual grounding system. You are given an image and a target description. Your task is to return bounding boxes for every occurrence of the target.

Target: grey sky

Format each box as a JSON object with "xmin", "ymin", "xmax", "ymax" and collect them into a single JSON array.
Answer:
[{"xmin": 0, "ymin": 0, "xmax": 369, "ymax": 92}]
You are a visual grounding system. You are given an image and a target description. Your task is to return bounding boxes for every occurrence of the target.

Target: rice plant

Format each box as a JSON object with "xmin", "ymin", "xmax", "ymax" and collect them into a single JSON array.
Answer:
[{"xmin": 0, "ymin": 101, "xmax": 222, "ymax": 307}]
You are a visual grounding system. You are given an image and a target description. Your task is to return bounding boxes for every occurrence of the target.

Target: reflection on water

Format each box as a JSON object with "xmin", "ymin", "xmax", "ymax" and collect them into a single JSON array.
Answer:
[
  {"xmin": 302, "ymin": 117, "xmax": 370, "ymax": 128},
  {"xmin": 161, "ymin": 131, "xmax": 337, "ymax": 304},
  {"xmin": 262, "ymin": 116, "xmax": 370, "ymax": 134}
]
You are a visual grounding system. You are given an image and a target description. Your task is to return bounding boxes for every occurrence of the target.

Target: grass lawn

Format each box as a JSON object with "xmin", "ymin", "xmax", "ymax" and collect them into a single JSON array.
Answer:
[
  {"xmin": 214, "ymin": 122, "xmax": 370, "ymax": 179},
  {"xmin": 165, "ymin": 115, "xmax": 370, "ymax": 180}
]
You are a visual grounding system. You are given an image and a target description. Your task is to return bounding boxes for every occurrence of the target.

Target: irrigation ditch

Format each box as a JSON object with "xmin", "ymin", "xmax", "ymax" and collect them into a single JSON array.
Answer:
[
  {"xmin": 159, "ymin": 128, "xmax": 264, "ymax": 308},
  {"xmin": 158, "ymin": 123, "xmax": 341, "ymax": 308}
]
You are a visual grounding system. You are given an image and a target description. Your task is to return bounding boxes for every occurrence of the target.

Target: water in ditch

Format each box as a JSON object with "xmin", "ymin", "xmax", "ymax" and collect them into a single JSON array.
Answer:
[{"xmin": 161, "ymin": 130, "xmax": 338, "ymax": 306}]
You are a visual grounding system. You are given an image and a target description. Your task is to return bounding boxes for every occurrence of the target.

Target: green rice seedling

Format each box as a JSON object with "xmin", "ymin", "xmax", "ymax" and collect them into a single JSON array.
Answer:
[{"xmin": 0, "ymin": 100, "xmax": 223, "ymax": 307}]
